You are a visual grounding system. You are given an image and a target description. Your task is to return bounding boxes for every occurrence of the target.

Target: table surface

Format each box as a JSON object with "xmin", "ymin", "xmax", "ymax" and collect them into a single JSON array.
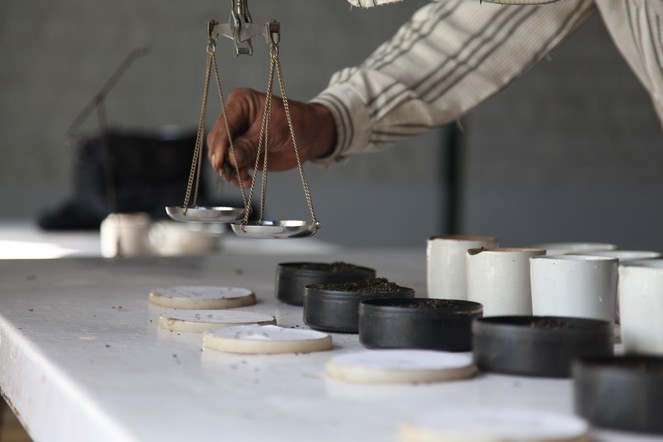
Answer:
[{"xmin": 0, "ymin": 248, "xmax": 660, "ymax": 442}]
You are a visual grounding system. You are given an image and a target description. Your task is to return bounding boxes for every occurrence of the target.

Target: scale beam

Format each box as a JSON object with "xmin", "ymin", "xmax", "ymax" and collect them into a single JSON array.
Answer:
[{"xmin": 210, "ymin": 0, "xmax": 280, "ymax": 56}]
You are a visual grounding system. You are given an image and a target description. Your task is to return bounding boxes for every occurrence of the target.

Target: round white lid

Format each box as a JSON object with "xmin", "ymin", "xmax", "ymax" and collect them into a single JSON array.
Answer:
[
  {"xmin": 149, "ymin": 286, "xmax": 255, "ymax": 309},
  {"xmin": 400, "ymin": 407, "xmax": 589, "ymax": 442},
  {"xmin": 326, "ymin": 350, "xmax": 475, "ymax": 384},
  {"xmin": 159, "ymin": 310, "xmax": 275, "ymax": 333},
  {"xmin": 203, "ymin": 325, "xmax": 332, "ymax": 354}
]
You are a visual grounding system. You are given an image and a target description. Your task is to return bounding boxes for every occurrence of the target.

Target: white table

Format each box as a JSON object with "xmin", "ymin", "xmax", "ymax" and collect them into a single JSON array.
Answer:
[{"xmin": 0, "ymin": 249, "xmax": 659, "ymax": 442}]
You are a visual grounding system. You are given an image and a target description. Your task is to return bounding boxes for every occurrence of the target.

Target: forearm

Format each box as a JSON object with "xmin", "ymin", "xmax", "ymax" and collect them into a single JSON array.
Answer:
[{"xmin": 311, "ymin": 0, "xmax": 596, "ymax": 163}]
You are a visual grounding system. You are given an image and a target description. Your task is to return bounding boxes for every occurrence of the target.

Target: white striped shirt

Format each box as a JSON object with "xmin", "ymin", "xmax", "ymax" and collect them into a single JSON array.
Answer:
[{"xmin": 311, "ymin": 0, "xmax": 663, "ymax": 163}]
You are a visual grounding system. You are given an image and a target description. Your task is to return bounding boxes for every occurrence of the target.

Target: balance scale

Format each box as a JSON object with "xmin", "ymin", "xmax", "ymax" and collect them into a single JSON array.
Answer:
[{"xmin": 166, "ymin": 0, "xmax": 320, "ymax": 239}]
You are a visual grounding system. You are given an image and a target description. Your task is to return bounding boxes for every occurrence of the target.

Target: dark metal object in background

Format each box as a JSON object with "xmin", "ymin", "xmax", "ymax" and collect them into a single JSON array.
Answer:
[
  {"xmin": 37, "ymin": 47, "xmax": 228, "ymax": 231},
  {"xmin": 66, "ymin": 47, "xmax": 150, "ymax": 140},
  {"xmin": 443, "ymin": 122, "xmax": 463, "ymax": 235},
  {"xmin": 67, "ymin": 47, "xmax": 150, "ymax": 216}
]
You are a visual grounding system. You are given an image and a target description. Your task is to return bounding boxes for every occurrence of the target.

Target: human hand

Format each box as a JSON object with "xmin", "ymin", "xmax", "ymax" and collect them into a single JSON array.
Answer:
[{"xmin": 206, "ymin": 88, "xmax": 337, "ymax": 188}]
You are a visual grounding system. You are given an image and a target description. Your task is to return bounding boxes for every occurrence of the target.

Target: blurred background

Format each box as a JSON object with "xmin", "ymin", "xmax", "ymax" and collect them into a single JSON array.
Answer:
[{"xmin": 1, "ymin": 0, "xmax": 662, "ymax": 250}]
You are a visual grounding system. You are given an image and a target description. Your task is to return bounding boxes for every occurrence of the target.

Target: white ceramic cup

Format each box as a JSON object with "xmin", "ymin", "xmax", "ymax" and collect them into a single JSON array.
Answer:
[
  {"xmin": 466, "ymin": 247, "xmax": 545, "ymax": 316},
  {"xmin": 619, "ymin": 259, "xmax": 663, "ymax": 355},
  {"xmin": 532, "ymin": 242, "xmax": 617, "ymax": 256},
  {"xmin": 426, "ymin": 235, "xmax": 498, "ymax": 299},
  {"xmin": 100, "ymin": 213, "xmax": 153, "ymax": 257},
  {"xmin": 530, "ymin": 254, "xmax": 618, "ymax": 322},
  {"xmin": 566, "ymin": 250, "xmax": 662, "ymax": 328},
  {"xmin": 149, "ymin": 221, "xmax": 222, "ymax": 256}
]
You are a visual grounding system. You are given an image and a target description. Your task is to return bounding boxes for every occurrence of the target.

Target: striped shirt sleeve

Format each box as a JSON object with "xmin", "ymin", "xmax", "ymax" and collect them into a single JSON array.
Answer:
[
  {"xmin": 596, "ymin": 1, "xmax": 663, "ymax": 127},
  {"xmin": 311, "ymin": 0, "xmax": 596, "ymax": 164}
]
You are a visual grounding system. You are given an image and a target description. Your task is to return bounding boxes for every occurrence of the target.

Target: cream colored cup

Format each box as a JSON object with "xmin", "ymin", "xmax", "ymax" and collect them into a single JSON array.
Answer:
[
  {"xmin": 100, "ymin": 213, "xmax": 153, "ymax": 257},
  {"xmin": 619, "ymin": 259, "xmax": 663, "ymax": 355},
  {"xmin": 426, "ymin": 235, "xmax": 498, "ymax": 299},
  {"xmin": 466, "ymin": 247, "xmax": 545, "ymax": 316},
  {"xmin": 530, "ymin": 254, "xmax": 618, "ymax": 322}
]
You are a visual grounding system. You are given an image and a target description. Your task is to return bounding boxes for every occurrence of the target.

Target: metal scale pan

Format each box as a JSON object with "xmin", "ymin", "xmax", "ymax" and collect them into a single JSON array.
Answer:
[
  {"xmin": 166, "ymin": 206, "xmax": 245, "ymax": 223},
  {"xmin": 231, "ymin": 220, "xmax": 320, "ymax": 239}
]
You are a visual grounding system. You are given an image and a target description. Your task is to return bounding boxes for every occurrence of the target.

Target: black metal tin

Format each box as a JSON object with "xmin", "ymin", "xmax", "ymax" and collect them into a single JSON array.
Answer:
[
  {"xmin": 573, "ymin": 355, "xmax": 663, "ymax": 435},
  {"xmin": 275, "ymin": 262, "xmax": 376, "ymax": 306},
  {"xmin": 304, "ymin": 279, "xmax": 415, "ymax": 333},
  {"xmin": 472, "ymin": 316, "xmax": 614, "ymax": 378},
  {"xmin": 359, "ymin": 298, "xmax": 483, "ymax": 351}
]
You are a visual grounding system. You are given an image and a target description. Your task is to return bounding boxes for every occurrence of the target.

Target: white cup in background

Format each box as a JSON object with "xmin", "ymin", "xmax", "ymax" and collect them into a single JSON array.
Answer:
[
  {"xmin": 530, "ymin": 254, "xmax": 618, "ymax": 322},
  {"xmin": 426, "ymin": 235, "xmax": 498, "ymax": 299},
  {"xmin": 466, "ymin": 247, "xmax": 545, "ymax": 316},
  {"xmin": 532, "ymin": 242, "xmax": 617, "ymax": 256},
  {"xmin": 566, "ymin": 250, "xmax": 661, "ymax": 327},
  {"xmin": 149, "ymin": 221, "xmax": 222, "ymax": 256},
  {"xmin": 100, "ymin": 213, "xmax": 153, "ymax": 258},
  {"xmin": 619, "ymin": 259, "xmax": 663, "ymax": 356}
]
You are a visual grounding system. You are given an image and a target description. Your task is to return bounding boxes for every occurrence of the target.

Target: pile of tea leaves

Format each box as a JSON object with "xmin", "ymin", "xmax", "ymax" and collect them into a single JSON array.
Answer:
[
  {"xmin": 312, "ymin": 277, "xmax": 408, "ymax": 293},
  {"xmin": 290, "ymin": 262, "xmax": 367, "ymax": 273}
]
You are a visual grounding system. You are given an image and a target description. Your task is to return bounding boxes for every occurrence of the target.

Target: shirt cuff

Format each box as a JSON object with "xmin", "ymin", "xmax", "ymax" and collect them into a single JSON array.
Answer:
[{"xmin": 309, "ymin": 82, "xmax": 373, "ymax": 166}]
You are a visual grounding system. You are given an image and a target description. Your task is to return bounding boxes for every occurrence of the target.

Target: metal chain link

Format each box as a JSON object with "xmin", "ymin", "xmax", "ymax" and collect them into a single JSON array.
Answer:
[
  {"xmin": 241, "ymin": 51, "xmax": 276, "ymax": 226},
  {"xmin": 240, "ymin": 41, "xmax": 318, "ymax": 227},
  {"xmin": 184, "ymin": 39, "xmax": 253, "ymax": 217},
  {"xmin": 211, "ymin": 55, "xmax": 249, "ymax": 208},
  {"xmin": 183, "ymin": 46, "xmax": 215, "ymax": 213},
  {"xmin": 273, "ymin": 48, "xmax": 318, "ymax": 225}
]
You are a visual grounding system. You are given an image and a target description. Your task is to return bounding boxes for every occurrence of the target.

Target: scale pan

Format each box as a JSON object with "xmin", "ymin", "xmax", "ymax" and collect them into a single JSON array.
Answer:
[
  {"xmin": 165, "ymin": 206, "xmax": 245, "ymax": 223},
  {"xmin": 231, "ymin": 220, "xmax": 319, "ymax": 239}
]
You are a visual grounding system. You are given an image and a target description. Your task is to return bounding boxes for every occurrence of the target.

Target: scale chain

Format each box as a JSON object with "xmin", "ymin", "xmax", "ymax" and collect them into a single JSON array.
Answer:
[
  {"xmin": 211, "ymin": 54, "xmax": 249, "ymax": 208},
  {"xmin": 274, "ymin": 49, "xmax": 318, "ymax": 225},
  {"xmin": 184, "ymin": 35, "xmax": 253, "ymax": 217},
  {"xmin": 241, "ymin": 51, "xmax": 275, "ymax": 226},
  {"xmin": 183, "ymin": 48, "xmax": 215, "ymax": 213},
  {"xmin": 240, "ymin": 41, "xmax": 318, "ymax": 227}
]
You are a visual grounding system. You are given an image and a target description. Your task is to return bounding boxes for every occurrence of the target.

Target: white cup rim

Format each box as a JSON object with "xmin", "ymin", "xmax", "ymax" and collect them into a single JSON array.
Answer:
[
  {"xmin": 619, "ymin": 258, "xmax": 663, "ymax": 269},
  {"xmin": 428, "ymin": 234, "xmax": 498, "ymax": 242},
  {"xmin": 532, "ymin": 242, "xmax": 617, "ymax": 249},
  {"xmin": 567, "ymin": 250, "xmax": 661, "ymax": 259},
  {"xmin": 467, "ymin": 247, "xmax": 545, "ymax": 255},
  {"xmin": 531, "ymin": 254, "xmax": 618, "ymax": 262}
]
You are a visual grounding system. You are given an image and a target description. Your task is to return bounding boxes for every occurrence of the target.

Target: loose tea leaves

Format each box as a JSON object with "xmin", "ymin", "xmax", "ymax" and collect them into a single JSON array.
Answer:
[
  {"xmin": 310, "ymin": 277, "xmax": 408, "ymax": 294},
  {"xmin": 529, "ymin": 318, "xmax": 575, "ymax": 329},
  {"xmin": 288, "ymin": 262, "xmax": 369, "ymax": 273},
  {"xmin": 380, "ymin": 299, "xmax": 458, "ymax": 309}
]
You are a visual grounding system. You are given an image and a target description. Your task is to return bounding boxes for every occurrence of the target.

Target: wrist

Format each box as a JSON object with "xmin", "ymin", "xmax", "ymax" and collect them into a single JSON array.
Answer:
[{"xmin": 308, "ymin": 103, "xmax": 337, "ymax": 160}]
